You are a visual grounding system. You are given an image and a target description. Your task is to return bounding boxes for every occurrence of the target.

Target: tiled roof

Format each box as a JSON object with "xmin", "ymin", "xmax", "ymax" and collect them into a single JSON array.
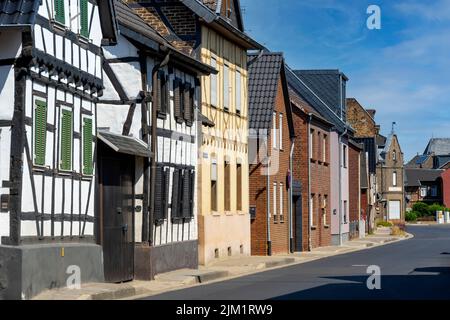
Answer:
[
  {"xmin": 98, "ymin": 130, "xmax": 151, "ymax": 158},
  {"xmin": 0, "ymin": 0, "xmax": 41, "ymax": 25},
  {"xmin": 247, "ymin": 51, "xmax": 284, "ymax": 130},
  {"xmin": 286, "ymin": 66, "xmax": 349, "ymax": 133},
  {"xmin": 405, "ymin": 168, "xmax": 443, "ymax": 187},
  {"xmin": 424, "ymin": 138, "xmax": 450, "ymax": 155}
]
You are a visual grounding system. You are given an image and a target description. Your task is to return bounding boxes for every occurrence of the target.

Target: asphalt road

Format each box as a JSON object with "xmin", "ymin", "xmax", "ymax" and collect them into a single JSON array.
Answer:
[{"xmin": 142, "ymin": 225, "xmax": 450, "ymax": 300}]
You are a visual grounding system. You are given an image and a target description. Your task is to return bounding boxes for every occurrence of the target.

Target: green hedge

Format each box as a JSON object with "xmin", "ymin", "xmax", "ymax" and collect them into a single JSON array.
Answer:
[
  {"xmin": 412, "ymin": 202, "xmax": 446, "ymax": 217},
  {"xmin": 405, "ymin": 211, "xmax": 417, "ymax": 222}
]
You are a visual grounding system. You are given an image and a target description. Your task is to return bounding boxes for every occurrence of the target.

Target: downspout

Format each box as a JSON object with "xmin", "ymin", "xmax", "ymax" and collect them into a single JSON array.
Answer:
[
  {"xmin": 307, "ymin": 114, "xmax": 312, "ymax": 251},
  {"xmin": 266, "ymin": 132, "xmax": 272, "ymax": 256},
  {"xmin": 148, "ymin": 51, "xmax": 170, "ymax": 247},
  {"xmin": 289, "ymin": 140, "xmax": 295, "ymax": 253}
]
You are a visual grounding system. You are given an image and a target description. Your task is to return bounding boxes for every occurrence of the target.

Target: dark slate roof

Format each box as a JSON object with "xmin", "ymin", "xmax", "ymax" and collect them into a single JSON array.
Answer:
[
  {"xmin": 247, "ymin": 52, "xmax": 284, "ymax": 130},
  {"xmin": 424, "ymin": 138, "xmax": 450, "ymax": 155},
  {"xmin": 98, "ymin": 130, "xmax": 151, "ymax": 158},
  {"xmin": 286, "ymin": 66, "xmax": 349, "ymax": 133},
  {"xmin": 353, "ymin": 137, "xmax": 377, "ymax": 174},
  {"xmin": 435, "ymin": 155, "xmax": 450, "ymax": 169},
  {"xmin": 0, "ymin": 0, "xmax": 41, "ymax": 25},
  {"xmin": 376, "ymin": 134, "xmax": 387, "ymax": 147},
  {"xmin": 405, "ymin": 168, "xmax": 444, "ymax": 187},
  {"xmin": 406, "ymin": 154, "xmax": 431, "ymax": 168}
]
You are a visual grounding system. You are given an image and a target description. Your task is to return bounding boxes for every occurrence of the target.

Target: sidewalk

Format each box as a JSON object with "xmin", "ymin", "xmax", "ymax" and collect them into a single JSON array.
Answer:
[{"xmin": 33, "ymin": 228, "xmax": 412, "ymax": 300}]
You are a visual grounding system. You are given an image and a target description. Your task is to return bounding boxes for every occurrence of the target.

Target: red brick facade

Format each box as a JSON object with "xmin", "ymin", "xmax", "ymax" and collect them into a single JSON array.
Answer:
[
  {"xmin": 250, "ymin": 77, "xmax": 291, "ymax": 256},
  {"xmin": 290, "ymin": 91, "xmax": 331, "ymax": 251}
]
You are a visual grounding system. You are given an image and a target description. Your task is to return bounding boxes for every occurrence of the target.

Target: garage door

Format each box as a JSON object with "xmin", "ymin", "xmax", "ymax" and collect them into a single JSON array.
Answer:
[{"xmin": 388, "ymin": 200, "xmax": 401, "ymax": 220}]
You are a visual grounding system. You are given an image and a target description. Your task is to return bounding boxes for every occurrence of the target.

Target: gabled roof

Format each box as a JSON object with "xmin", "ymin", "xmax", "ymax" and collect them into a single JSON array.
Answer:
[
  {"xmin": 286, "ymin": 66, "xmax": 350, "ymax": 134},
  {"xmin": 247, "ymin": 51, "xmax": 294, "ymax": 138},
  {"xmin": 424, "ymin": 138, "xmax": 450, "ymax": 156},
  {"xmin": 180, "ymin": 0, "xmax": 262, "ymax": 50},
  {"xmin": 200, "ymin": 0, "xmax": 244, "ymax": 31},
  {"xmin": 405, "ymin": 168, "xmax": 443, "ymax": 187},
  {"xmin": 115, "ymin": 0, "xmax": 215, "ymax": 75},
  {"xmin": 0, "ymin": 0, "xmax": 118, "ymax": 44},
  {"xmin": 406, "ymin": 154, "xmax": 431, "ymax": 168}
]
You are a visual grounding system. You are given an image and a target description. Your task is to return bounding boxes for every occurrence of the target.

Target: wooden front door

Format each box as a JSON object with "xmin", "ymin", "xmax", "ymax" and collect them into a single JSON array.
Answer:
[
  {"xmin": 294, "ymin": 195, "xmax": 303, "ymax": 252},
  {"xmin": 99, "ymin": 145, "xmax": 135, "ymax": 283}
]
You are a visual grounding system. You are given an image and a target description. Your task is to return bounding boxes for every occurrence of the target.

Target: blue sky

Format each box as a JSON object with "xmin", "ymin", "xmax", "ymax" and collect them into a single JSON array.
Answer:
[{"xmin": 240, "ymin": 0, "xmax": 450, "ymax": 161}]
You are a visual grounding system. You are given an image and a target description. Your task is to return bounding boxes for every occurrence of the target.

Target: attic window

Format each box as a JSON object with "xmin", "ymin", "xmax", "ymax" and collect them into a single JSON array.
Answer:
[{"xmin": 393, "ymin": 150, "xmax": 397, "ymax": 161}]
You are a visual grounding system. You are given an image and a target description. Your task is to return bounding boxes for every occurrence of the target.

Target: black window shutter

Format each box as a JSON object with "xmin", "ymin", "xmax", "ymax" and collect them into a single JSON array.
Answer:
[
  {"xmin": 189, "ymin": 170, "xmax": 195, "ymax": 217},
  {"xmin": 154, "ymin": 166, "xmax": 164, "ymax": 222},
  {"xmin": 171, "ymin": 168, "xmax": 181, "ymax": 218},
  {"xmin": 174, "ymin": 79, "xmax": 183, "ymax": 123},
  {"xmin": 163, "ymin": 168, "xmax": 170, "ymax": 219},
  {"xmin": 162, "ymin": 74, "xmax": 169, "ymax": 114},
  {"xmin": 155, "ymin": 71, "xmax": 162, "ymax": 113},
  {"xmin": 182, "ymin": 169, "xmax": 191, "ymax": 218},
  {"xmin": 184, "ymin": 83, "xmax": 192, "ymax": 125}
]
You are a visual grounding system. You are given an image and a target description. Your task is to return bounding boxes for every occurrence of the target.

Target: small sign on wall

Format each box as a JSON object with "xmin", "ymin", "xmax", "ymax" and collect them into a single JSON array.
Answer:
[{"xmin": 250, "ymin": 206, "xmax": 256, "ymax": 220}]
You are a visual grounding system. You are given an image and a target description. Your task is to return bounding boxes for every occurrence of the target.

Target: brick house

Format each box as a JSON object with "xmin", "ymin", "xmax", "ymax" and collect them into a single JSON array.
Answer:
[
  {"xmin": 288, "ymin": 88, "xmax": 332, "ymax": 251},
  {"xmin": 376, "ymin": 132, "xmax": 405, "ymax": 223},
  {"xmin": 405, "ymin": 168, "xmax": 443, "ymax": 209},
  {"xmin": 441, "ymin": 168, "xmax": 450, "ymax": 208},
  {"xmin": 247, "ymin": 52, "xmax": 294, "ymax": 255},
  {"xmin": 346, "ymin": 98, "xmax": 380, "ymax": 233},
  {"xmin": 124, "ymin": 0, "xmax": 263, "ymax": 264},
  {"xmin": 287, "ymin": 69, "xmax": 353, "ymax": 245}
]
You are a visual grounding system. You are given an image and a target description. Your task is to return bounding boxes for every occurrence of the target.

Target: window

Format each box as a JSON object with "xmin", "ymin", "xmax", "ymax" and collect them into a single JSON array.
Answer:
[
  {"xmin": 80, "ymin": 0, "xmax": 89, "ymax": 38},
  {"xmin": 210, "ymin": 56, "xmax": 218, "ymax": 107},
  {"xmin": 156, "ymin": 71, "xmax": 169, "ymax": 118},
  {"xmin": 34, "ymin": 98, "xmax": 47, "ymax": 166},
  {"xmin": 279, "ymin": 183, "xmax": 284, "ymax": 222},
  {"xmin": 236, "ymin": 163, "xmax": 242, "ymax": 211},
  {"xmin": 155, "ymin": 166, "xmax": 171, "ymax": 221},
  {"xmin": 431, "ymin": 185, "xmax": 438, "ymax": 197},
  {"xmin": 310, "ymin": 194, "xmax": 314, "ymax": 226},
  {"xmin": 54, "ymin": 0, "xmax": 65, "ymax": 24},
  {"xmin": 273, "ymin": 182, "xmax": 277, "ymax": 219},
  {"xmin": 317, "ymin": 132, "xmax": 321, "ymax": 161},
  {"xmin": 211, "ymin": 159, "xmax": 217, "ymax": 211},
  {"xmin": 343, "ymin": 200, "xmax": 348, "ymax": 224},
  {"xmin": 82, "ymin": 117, "xmax": 93, "ymax": 175},
  {"xmin": 388, "ymin": 200, "xmax": 401, "ymax": 220},
  {"xmin": 60, "ymin": 108, "xmax": 73, "ymax": 171},
  {"xmin": 343, "ymin": 145, "xmax": 347, "ymax": 168},
  {"xmin": 323, "ymin": 134, "xmax": 327, "ymax": 163},
  {"xmin": 393, "ymin": 150, "xmax": 397, "ymax": 161},
  {"xmin": 279, "ymin": 113, "xmax": 283, "ymax": 150},
  {"xmin": 183, "ymin": 82, "xmax": 194, "ymax": 126},
  {"xmin": 392, "ymin": 171, "xmax": 397, "ymax": 187},
  {"xmin": 224, "ymin": 160, "xmax": 230, "ymax": 211},
  {"xmin": 223, "ymin": 63, "xmax": 230, "ymax": 110},
  {"xmin": 309, "ymin": 130, "xmax": 314, "ymax": 159},
  {"xmin": 236, "ymin": 71, "xmax": 241, "ymax": 114},
  {"xmin": 173, "ymin": 78, "xmax": 184, "ymax": 123},
  {"xmin": 420, "ymin": 187, "xmax": 427, "ymax": 197},
  {"xmin": 323, "ymin": 195, "xmax": 328, "ymax": 225},
  {"xmin": 272, "ymin": 112, "xmax": 277, "ymax": 149}
]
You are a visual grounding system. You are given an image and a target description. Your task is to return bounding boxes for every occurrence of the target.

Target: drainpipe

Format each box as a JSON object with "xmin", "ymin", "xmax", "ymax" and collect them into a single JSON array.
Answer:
[
  {"xmin": 148, "ymin": 51, "xmax": 170, "ymax": 246},
  {"xmin": 307, "ymin": 114, "xmax": 312, "ymax": 251},
  {"xmin": 338, "ymin": 126, "xmax": 348, "ymax": 246},
  {"xmin": 266, "ymin": 132, "xmax": 272, "ymax": 256},
  {"xmin": 289, "ymin": 140, "xmax": 295, "ymax": 253}
]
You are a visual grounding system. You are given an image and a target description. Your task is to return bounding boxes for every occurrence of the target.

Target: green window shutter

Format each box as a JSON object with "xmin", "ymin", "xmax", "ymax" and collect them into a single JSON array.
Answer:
[
  {"xmin": 60, "ymin": 109, "xmax": 73, "ymax": 171},
  {"xmin": 54, "ymin": 0, "xmax": 65, "ymax": 24},
  {"xmin": 83, "ymin": 118, "xmax": 93, "ymax": 175},
  {"xmin": 34, "ymin": 100, "xmax": 47, "ymax": 166},
  {"xmin": 80, "ymin": 0, "xmax": 89, "ymax": 38}
]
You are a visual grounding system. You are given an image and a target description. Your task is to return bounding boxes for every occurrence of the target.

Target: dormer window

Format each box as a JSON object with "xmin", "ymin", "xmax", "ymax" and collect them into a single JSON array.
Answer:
[{"xmin": 54, "ymin": 0, "xmax": 65, "ymax": 24}]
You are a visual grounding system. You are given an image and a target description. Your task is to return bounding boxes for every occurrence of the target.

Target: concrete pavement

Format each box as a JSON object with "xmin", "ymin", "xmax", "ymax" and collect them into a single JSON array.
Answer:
[{"xmin": 33, "ymin": 227, "xmax": 411, "ymax": 300}]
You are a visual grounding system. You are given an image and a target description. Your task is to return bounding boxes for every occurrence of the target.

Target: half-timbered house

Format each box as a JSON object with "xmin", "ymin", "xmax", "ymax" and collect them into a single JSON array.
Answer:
[
  {"xmin": 97, "ymin": 1, "xmax": 214, "ymax": 282},
  {"xmin": 0, "ymin": 0, "xmax": 117, "ymax": 299}
]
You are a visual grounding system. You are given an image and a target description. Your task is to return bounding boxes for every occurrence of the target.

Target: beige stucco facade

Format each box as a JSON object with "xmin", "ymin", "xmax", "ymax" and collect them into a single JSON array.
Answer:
[{"xmin": 197, "ymin": 26, "xmax": 250, "ymax": 265}]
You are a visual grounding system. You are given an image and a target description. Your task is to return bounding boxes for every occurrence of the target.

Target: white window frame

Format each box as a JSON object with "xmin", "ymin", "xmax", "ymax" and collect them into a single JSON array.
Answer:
[
  {"xmin": 420, "ymin": 187, "xmax": 427, "ymax": 197},
  {"xmin": 273, "ymin": 182, "xmax": 277, "ymax": 217},
  {"xmin": 272, "ymin": 112, "xmax": 277, "ymax": 150},
  {"xmin": 393, "ymin": 171, "xmax": 397, "ymax": 187},
  {"xmin": 279, "ymin": 183, "xmax": 283, "ymax": 217},
  {"xmin": 223, "ymin": 63, "xmax": 230, "ymax": 110},
  {"xmin": 279, "ymin": 113, "xmax": 283, "ymax": 150},
  {"xmin": 310, "ymin": 194, "xmax": 314, "ymax": 227},
  {"xmin": 323, "ymin": 134, "xmax": 327, "ymax": 162},
  {"xmin": 210, "ymin": 56, "xmax": 218, "ymax": 107},
  {"xmin": 236, "ymin": 70, "xmax": 241, "ymax": 114},
  {"xmin": 309, "ymin": 130, "xmax": 314, "ymax": 159}
]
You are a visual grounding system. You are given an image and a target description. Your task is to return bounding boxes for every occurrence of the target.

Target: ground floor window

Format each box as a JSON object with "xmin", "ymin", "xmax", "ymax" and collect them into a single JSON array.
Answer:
[{"xmin": 388, "ymin": 200, "xmax": 401, "ymax": 220}]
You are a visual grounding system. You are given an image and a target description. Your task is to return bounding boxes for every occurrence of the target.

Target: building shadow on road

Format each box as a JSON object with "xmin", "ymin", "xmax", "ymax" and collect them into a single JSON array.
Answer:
[{"xmin": 272, "ymin": 267, "xmax": 450, "ymax": 300}]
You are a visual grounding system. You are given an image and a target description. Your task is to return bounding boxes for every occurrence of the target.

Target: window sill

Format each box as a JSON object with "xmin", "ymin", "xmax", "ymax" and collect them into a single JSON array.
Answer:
[
  {"xmin": 310, "ymin": 225, "xmax": 317, "ymax": 230},
  {"xmin": 324, "ymin": 225, "xmax": 330, "ymax": 229},
  {"xmin": 211, "ymin": 211, "xmax": 220, "ymax": 217}
]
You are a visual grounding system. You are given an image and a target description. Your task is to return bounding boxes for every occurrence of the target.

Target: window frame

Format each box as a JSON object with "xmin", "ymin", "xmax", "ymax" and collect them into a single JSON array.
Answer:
[
  {"xmin": 279, "ymin": 183, "xmax": 284, "ymax": 222},
  {"xmin": 210, "ymin": 55, "xmax": 218, "ymax": 107},
  {"xmin": 54, "ymin": 0, "xmax": 65, "ymax": 25},
  {"xmin": 33, "ymin": 96, "xmax": 48, "ymax": 167},
  {"xmin": 82, "ymin": 115, "xmax": 93, "ymax": 176},
  {"xmin": 392, "ymin": 171, "xmax": 397, "ymax": 187},
  {"xmin": 211, "ymin": 158, "xmax": 218, "ymax": 212},
  {"xmin": 279, "ymin": 113, "xmax": 283, "ymax": 150},
  {"xmin": 79, "ymin": 0, "xmax": 89, "ymax": 38},
  {"xmin": 223, "ymin": 63, "xmax": 230, "ymax": 111},
  {"xmin": 273, "ymin": 182, "xmax": 277, "ymax": 220},
  {"xmin": 236, "ymin": 70, "xmax": 242, "ymax": 115},
  {"xmin": 273, "ymin": 112, "xmax": 277, "ymax": 150}
]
